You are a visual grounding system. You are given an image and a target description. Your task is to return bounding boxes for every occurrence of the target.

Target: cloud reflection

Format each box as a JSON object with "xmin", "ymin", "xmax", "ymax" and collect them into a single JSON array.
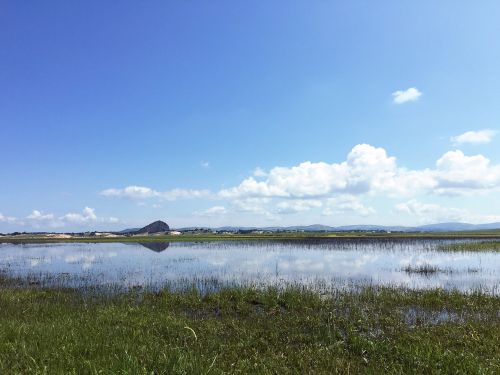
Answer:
[{"xmin": 0, "ymin": 240, "xmax": 497, "ymax": 293}]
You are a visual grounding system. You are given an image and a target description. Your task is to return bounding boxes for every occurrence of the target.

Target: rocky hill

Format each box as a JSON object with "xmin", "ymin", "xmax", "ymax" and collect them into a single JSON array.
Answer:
[{"xmin": 134, "ymin": 220, "xmax": 170, "ymax": 234}]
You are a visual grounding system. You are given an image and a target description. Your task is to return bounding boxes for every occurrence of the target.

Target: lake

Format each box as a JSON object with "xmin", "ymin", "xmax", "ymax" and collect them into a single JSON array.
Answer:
[{"xmin": 0, "ymin": 239, "xmax": 499, "ymax": 294}]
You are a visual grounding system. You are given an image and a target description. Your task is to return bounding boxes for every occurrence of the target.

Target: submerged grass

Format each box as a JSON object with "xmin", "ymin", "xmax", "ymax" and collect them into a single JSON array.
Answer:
[
  {"xmin": 403, "ymin": 263, "xmax": 441, "ymax": 275},
  {"xmin": 439, "ymin": 240, "xmax": 500, "ymax": 252},
  {"xmin": 0, "ymin": 278, "xmax": 498, "ymax": 374},
  {"xmin": 399, "ymin": 263, "xmax": 481, "ymax": 275}
]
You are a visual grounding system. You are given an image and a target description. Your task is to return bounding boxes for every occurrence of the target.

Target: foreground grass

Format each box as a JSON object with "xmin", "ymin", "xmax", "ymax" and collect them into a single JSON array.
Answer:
[{"xmin": 0, "ymin": 283, "xmax": 498, "ymax": 374}]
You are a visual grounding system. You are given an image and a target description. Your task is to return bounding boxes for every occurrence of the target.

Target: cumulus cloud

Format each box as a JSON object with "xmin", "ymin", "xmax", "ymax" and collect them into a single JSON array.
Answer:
[
  {"xmin": 100, "ymin": 186, "xmax": 210, "ymax": 201},
  {"xmin": 395, "ymin": 199, "xmax": 500, "ymax": 224},
  {"xmin": 23, "ymin": 207, "xmax": 119, "ymax": 229},
  {"xmin": 231, "ymin": 198, "xmax": 272, "ymax": 214},
  {"xmin": 323, "ymin": 196, "xmax": 375, "ymax": 216},
  {"xmin": 218, "ymin": 144, "xmax": 437, "ymax": 200},
  {"xmin": 217, "ymin": 144, "xmax": 500, "ymax": 201},
  {"xmin": 229, "ymin": 197, "xmax": 281, "ymax": 220},
  {"xmin": 253, "ymin": 167, "xmax": 267, "ymax": 177},
  {"xmin": 27, "ymin": 210, "xmax": 55, "ymax": 221},
  {"xmin": 451, "ymin": 129, "xmax": 497, "ymax": 145},
  {"xmin": 25, "ymin": 210, "xmax": 64, "ymax": 228},
  {"xmin": 434, "ymin": 150, "xmax": 500, "ymax": 195},
  {"xmin": 395, "ymin": 200, "xmax": 465, "ymax": 222},
  {"xmin": 275, "ymin": 200, "xmax": 322, "ymax": 214},
  {"xmin": 196, "ymin": 206, "xmax": 227, "ymax": 217},
  {"xmin": 0, "ymin": 213, "xmax": 17, "ymax": 224},
  {"xmin": 101, "ymin": 186, "xmax": 156, "ymax": 199},
  {"xmin": 99, "ymin": 144, "xmax": 500, "ymax": 223},
  {"xmin": 61, "ymin": 207, "xmax": 98, "ymax": 223},
  {"xmin": 392, "ymin": 87, "xmax": 422, "ymax": 104}
]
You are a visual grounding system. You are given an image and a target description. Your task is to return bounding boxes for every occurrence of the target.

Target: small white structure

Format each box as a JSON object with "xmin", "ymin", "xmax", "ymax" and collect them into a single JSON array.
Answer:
[
  {"xmin": 169, "ymin": 231, "xmax": 182, "ymax": 236},
  {"xmin": 94, "ymin": 232, "xmax": 120, "ymax": 237}
]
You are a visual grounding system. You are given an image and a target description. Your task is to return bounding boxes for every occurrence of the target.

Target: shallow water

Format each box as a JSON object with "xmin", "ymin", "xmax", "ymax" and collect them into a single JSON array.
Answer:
[{"xmin": 0, "ymin": 239, "xmax": 499, "ymax": 293}]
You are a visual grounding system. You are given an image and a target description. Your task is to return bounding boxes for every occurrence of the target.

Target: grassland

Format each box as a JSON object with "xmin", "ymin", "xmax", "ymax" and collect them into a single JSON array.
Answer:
[
  {"xmin": 0, "ymin": 277, "xmax": 499, "ymax": 374},
  {"xmin": 1, "ymin": 229, "xmax": 500, "ymax": 245}
]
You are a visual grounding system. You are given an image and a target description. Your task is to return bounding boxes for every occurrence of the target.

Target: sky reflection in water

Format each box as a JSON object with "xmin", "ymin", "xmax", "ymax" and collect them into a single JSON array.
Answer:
[{"xmin": 0, "ymin": 240, "xmax": 498, "ymax": 293}]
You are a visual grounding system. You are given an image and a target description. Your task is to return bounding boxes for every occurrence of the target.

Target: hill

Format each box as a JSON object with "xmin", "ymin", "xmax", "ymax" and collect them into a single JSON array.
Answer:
[
  {"xmin": 133, "ymin": 220, "xmax": 170, "ymax": 235},
  {"xmin": 120, "ymin": 221, "xmax": 500, "ymax": 235}
]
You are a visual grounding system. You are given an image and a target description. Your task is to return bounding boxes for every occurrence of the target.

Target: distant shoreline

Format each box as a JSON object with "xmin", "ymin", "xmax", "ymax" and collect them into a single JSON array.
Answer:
[{"xmin": 2, "ymin": 231, "xmax": 500, "ymax": 244}]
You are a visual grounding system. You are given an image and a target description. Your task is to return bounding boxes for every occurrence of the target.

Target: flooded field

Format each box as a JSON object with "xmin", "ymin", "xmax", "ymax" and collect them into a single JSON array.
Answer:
[{"xmin": 1, "ymin": 239, "xmax": 499, "ymax": 293}]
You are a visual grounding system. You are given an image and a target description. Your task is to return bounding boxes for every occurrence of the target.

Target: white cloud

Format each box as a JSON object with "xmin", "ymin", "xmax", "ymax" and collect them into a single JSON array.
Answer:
[
  {"xmin": 392, "ymin": 87, "xmax": 422, "ymax": 104},
  {"xmin": 218, "ymin": 144, "xmax": 436, "ymax": 200},
  {"xmin": 229, "ymin": 198, "xmax": 281, "ymax": 220},
  {"xmin": 26, "ymin": 210, "xmax": 64, "ymax": 228},
  {"xmin": 434, "ymin": 150, "xmax": 500, "ymax": 195},
  {"xmin": 161, "ymin": 189, "xmax": 211, "ymax": 200},
  {"xmin": 451, "ymin": 129, "xmax": 497, "ymax": 145},
  {"xmin": 0, "ymin": 213, "xmax": 17, "ymax": 224},
  {"xmin": 395, "ymin": 200, "xmax": 465, "ymax": 223},
  {"xmin": 101, "ymin": 186, "xmax": 211, "ymax": 201},
  {"xmin": 101, "ymin": 186, "xmax": 156, "ymax": 199},
  {"xmin": 196, "ymin": 206, "xmax": 227, "ymax": 217},
  {"xmin": 200, "ymin": 161, "xmax": 210, "ymax": 169},
  {"xmin": 253, "ymin": 167, "xmax": 267, "ymax": 177},
  {"xmin": 196, "ymin": 198, "xmax": 322, "ymax": 218},
  {"xmin": 96, "ymin": 144, "xmax": 500, "ymax": 224},
  {"xmin": 231, "ymin": 198, "xmax": 272, "ymax": 214},
  {"xmin": 61, "ymin": 207, "xmax": 98, "ymax": 223},
  {"xmin": 323, "ymin": 196, "xmax": 375, "ymax": 216},
  {"xmin": 395, "ymin": 199, "xmax": 500, "ymax": 224},
  {"xmin": 23, "ymin": 207, "xmax": 119, "ymax": 229},
  {"xmin": 217, "ymin": 145, "xmax": 500, "ymax": 201},
  {"xmin": 276, "ymin": 200, "xmax": 322, "ymax": 214},
  {"xmin": 27, "ymin": 210, "xmax": 56, "ymax": 221}
]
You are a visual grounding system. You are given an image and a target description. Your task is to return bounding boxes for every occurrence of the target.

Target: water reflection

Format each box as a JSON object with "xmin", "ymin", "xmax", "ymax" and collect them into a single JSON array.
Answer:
[
  {"xmin": 138, "ymin": 242, "xmax": 170, "ymax": 252},
  {"xmin": 0, "ymin": 240, "xmax": 498, "ymax": 293}
]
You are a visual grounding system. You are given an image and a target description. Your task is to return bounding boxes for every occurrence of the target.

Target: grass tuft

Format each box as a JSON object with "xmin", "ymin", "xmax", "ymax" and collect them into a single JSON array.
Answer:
[{"xmin": 403, "ymin": 263, "xmax": 441, "ymax": 275}]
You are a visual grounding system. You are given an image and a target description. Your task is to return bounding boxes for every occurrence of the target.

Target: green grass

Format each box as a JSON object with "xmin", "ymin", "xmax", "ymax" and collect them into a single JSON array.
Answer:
[
  {"xmin": 2, "ymin": 230, "xmax": 500, "ymax": 244},
  {"xmin": 439, "ymin": 240, "xmax": 500, "ymax": 252},
  {"xmin": 0, "ymin": 281, "xmax": 498, "ymax": 374}
]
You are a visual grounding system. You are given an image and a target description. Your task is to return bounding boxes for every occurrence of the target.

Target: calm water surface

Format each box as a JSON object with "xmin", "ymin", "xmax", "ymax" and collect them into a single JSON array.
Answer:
[{"xmin": 0, "ymin": 239, "xmax": 498, "ymax": 293}]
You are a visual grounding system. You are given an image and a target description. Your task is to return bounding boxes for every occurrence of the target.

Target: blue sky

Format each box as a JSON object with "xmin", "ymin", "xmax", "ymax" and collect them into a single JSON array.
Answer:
[{"xmin": 1, "ymin": 1, "xmax": 500, "ymax": 231}]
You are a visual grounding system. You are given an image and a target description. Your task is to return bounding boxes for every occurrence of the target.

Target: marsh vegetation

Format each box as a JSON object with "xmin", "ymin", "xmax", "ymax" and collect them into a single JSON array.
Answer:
[
  {"xmin": 0, "ymin": 238, "xmax": 499, "ymax": 373},
  {"xmin": 439, "ymin": 240, "xmax": 500, "ymax": 252},
  {"xmin": 0, "ymin": 278, "xmax": 498, "ymax": 374},
  {"xmin": 1, "ymin": 239, "xmax": 499, "ymax": 293}
]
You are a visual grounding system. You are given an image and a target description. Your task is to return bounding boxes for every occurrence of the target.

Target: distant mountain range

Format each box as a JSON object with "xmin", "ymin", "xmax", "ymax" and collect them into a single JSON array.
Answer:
[
  {"xmin": 4, "ymin": 220, "xmax": 499, "ymax": 237},
  {"xmin": 174, "ymin": 222, "xmax": 500, "ymax": 232},
  {"xmin": 113, "ymin": 220, "xmax": 500, "ymax": 235}
]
